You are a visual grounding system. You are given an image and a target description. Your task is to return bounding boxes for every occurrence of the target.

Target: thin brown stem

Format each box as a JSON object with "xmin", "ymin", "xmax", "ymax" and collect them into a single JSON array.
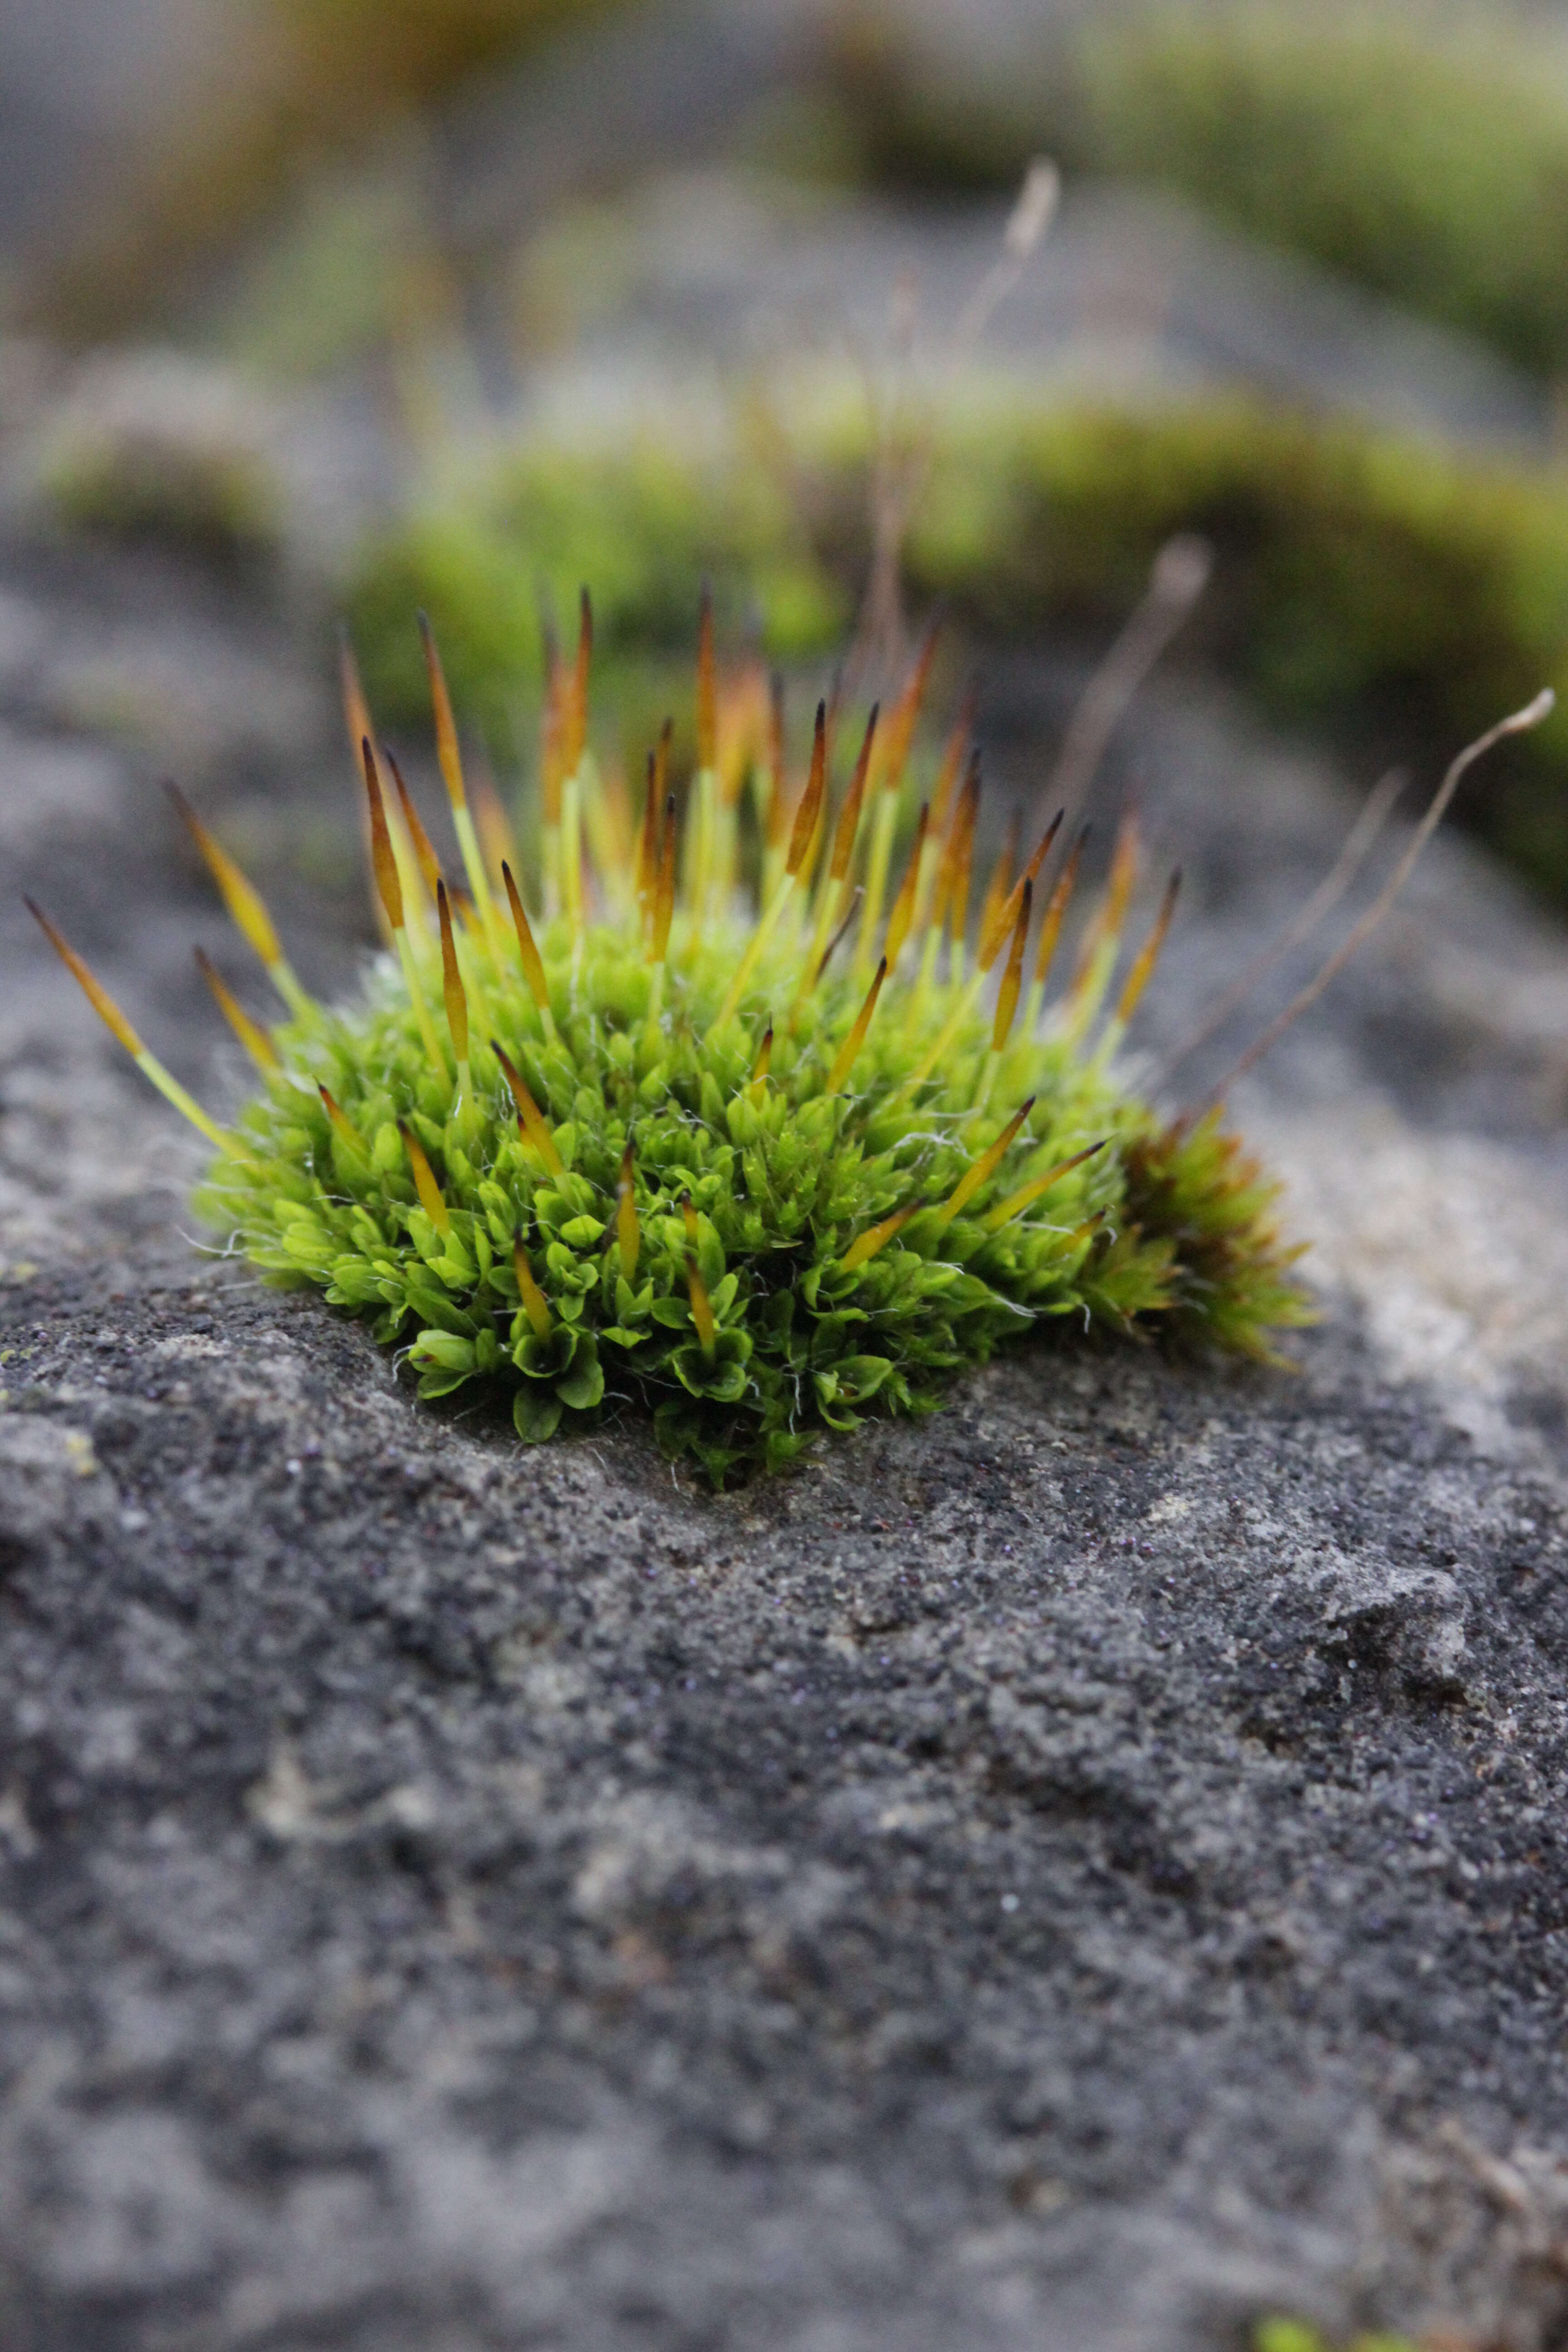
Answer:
[
  {"xmin": 1044, "ymin": 535, "xmax": 1211, "ymax": 859},
  {"xmin": 853, "ymin": 160, "xmax": 1058, "ymax": 681},
  {"xmin": 1195, "ymin": 693, "xmax": 1554, "ymax": 1111},
  {"xmin": 1155, "ymin": 767, "xmax": 1406, "ymax": 1085}
]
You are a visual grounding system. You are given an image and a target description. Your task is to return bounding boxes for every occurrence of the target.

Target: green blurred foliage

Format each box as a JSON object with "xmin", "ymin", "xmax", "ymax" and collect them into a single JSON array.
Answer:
[
  {"xmin": 273, "ymin": 0, "xmax": 612, "ymax": 103},
  {"xmin": 348, "ymin": 401, "xmax": 1568, "ymax": 902},
  {"xmin": 1254, "ymin": 2322, "xmax": 1420, "ymax": 2352},
  {"xmin": 28, "ymin": 0, "xmax": 626, "ymax": 342},
  {"xmin": 1079, "ymin": 7, "xmax": 1568, "ymax": 378},
  {"xmin": 834, "ymin": 2, "xmax": 1568, "ymax": 379},
  {"xmin": 1255, "ymin": 2328, "xmax": 1328, "ymax": 2352},
  {"xmin": 907, "ymin": 400, "xmax": 1568, "ymax": 893},
  {"xmin": 348, "ymin": 442, "xmax": 845, "ymax": 752},
  {"xmin": 41, "ymin": 435, "xmax": 282, "ymax": 571},
  {"xmin": 32, "ymin": 357, "xmax": 286, "ymax": 572},
  {"xmin": 222, "ymin": 176, "xmax": 425, "ymax": 383}
]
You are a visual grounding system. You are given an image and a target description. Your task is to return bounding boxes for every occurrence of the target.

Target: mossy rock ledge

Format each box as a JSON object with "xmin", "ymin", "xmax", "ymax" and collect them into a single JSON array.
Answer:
[{"xmin": 3, "ymin": 605, "xmax": 1568, "ymax": 2345}]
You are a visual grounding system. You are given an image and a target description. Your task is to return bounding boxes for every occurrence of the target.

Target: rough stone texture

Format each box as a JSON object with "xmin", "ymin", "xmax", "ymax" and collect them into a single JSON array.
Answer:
[
  {"xmin": 3, "ymin": 1269, "xmax": 1568, "ymax": 2352},
  {"xmin": 1, "ymin": 532, "xmax": 1568, "ymax": 2349}
]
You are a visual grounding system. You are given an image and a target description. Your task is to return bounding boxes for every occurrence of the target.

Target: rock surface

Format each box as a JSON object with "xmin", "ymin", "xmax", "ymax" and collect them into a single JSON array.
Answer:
[
  {"xmin": 1, "ymin": 1259, "xmax": 1566, "ymax": 2352},
  {"xmin": 2, "ymin": 524, "xmax": 1568, "ymax": 2348}
]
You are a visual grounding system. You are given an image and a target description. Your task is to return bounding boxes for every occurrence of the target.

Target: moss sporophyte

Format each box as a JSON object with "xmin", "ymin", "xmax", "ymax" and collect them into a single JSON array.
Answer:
[{"xmin": 26, "ymin": 589, "xmax": 1552, "ymax": 1484}]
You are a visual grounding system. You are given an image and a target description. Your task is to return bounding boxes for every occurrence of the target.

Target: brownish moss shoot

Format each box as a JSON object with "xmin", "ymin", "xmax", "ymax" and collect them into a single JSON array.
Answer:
[
  {"xmin": 194, "ymin": 947, "xmax": 278, "ymax": 1073},
  {"xmin": 494, "ymin": 1044, "xmax": 565, "ymax": 1177}
]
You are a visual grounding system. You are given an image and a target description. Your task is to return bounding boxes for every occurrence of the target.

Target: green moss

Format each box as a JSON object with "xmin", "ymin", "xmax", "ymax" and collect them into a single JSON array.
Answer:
[
  {"xmin": 221, "ymin": 175, "xmax": 426, "ymax": 384},
  {"xmin": 194, "ymin": 884, "xmax": 1304, "ymax": 1487},
  {"xmin": 1077, "ymin": 6, "xmax": 1568, "ymax": 380},
  {"xmin": 35, "ymin": 554, "xmax": 1311, "ymax": 1480},
  {"xmin": 35, "ymin": 360, "xmax": 284, "ymax": 570},
  {"xmin": 906, "ymin": 399, "xmax": 1568, "ymax": 897},
  {"xmin": 271, "ymin": 0, "xmax": 616, "ymax": 109},
  {"xmin": 43, "ymin": 441, "xmax": 281, "ymax": 568},
  {"xmin": 28, "ymin": 0, "xmax": 628, "ymax": 343},
  {"xmin": 1254, "ymin": 2325, "xmax": 1328, "ymax": 2352},
  {"xmin": 346, "ymin": 398, "xmax": 1568, "ymax": 901},
  {"xmin": 1254, "ymin": 2323, "xmax": 1420, "ymax": 2352}
]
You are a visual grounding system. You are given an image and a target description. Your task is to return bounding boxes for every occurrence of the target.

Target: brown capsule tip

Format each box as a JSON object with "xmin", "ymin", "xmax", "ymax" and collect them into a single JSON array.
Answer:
[
  {"xmin": 881, "ymin": 622, "xmax": 941, "ymax": 792},
  {"xmin": 196, "ymin": 946, "xmax": 279, "ymax": 1071},
  {"xmin": 882, "ymin": 799, "xmax": 931, "ymax": 967},
  {"xmin": 1112, "ymin": 871, "xmax": 1183, "ymax": 1028},
  {"xmin": 500, "ymin": 861, "xmax": 549, "ymax": 1012},
  {"xmin": 616, "ymin": 1142, "xmax": 641, "ymax": 1277},
  {"xmin": 991, "ymin": 877, "xmax": 1033, "ymax": 1046},
  {"xmin": 784, "ymin": 703, "xmax": 828, "ymax": 879},
  {"xmin": 828, "ymin": 703, "xmax": 880, "ymax": 882},
  {"xmin": 319, "ymin": 1082, "xmax": 367, "ymax": 1156},
  {"xmin": 361, "ymin": 736, "xmax": 404, "ymax": 931},
  {"xmin": 651, "ymin": 791, "xmax": 678, "ymax": 961},
  {"xmin": 686, "ymin": 1254, "xmax": 717, "ymax": 1352},
  {"xmin": 436, "ymin": 879, "xmax": 468, "ymax": 1059},
  {"xmin": 419, "ymin": 620, "xmax": 468, "ymax": 813},
  {"xmin": 385, "ymin": 746, "xmax": 443, "ymax": 898},
  {"xmin": 825, "ymin": 957, "xmax": 887, "ymax": 1093},
  {"xmin": 26, "ymin": 897, "xmax": 144, "ymax": 1057},
  {"xmin": 495, "ymin": 1045, "xmax": 564, "ymax": 1174},
  {"xmin": 1024, "ymin": 809, "xmax": 1064, "ymax": 888},
  {"xmin": 398, "ymin": 1117, "xmax": 451, "ymax": 1231},
  {"xmin": 636, "ymin": 746, "xmax": 661, "ymax": 901},
  {"xmin": 512, "ymin": 1236, "xmax": 554, "ymax": 1339}
]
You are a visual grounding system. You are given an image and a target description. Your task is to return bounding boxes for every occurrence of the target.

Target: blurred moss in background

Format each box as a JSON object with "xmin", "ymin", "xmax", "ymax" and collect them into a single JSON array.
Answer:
[
  {"xmin": 22, "ymin": 0, "xmax": 627, "ymax": 343},
  {"xmin": 14, "ymin": 0, "xmax": 1568, "ymax": 909},
  {"xmin": 833, "ymin": 0, "xmax": 1568, "ymax": 381},
  {"xmin": 350, "ymin": 435, "xmax": 844, "ymax": 774},
  {"xmin": 348, "ymin": 391, "xmax": 1568, "ymax": 899},
  {"xmin": 1078, "ymin": 7, "xmax": 1568, "ymax": 379}
]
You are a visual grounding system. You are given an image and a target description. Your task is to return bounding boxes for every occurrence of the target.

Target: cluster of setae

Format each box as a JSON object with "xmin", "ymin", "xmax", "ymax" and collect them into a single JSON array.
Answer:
[{"xmin": 31, "ymin": 585, "xmax": 1545, "ymax": 1485}]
